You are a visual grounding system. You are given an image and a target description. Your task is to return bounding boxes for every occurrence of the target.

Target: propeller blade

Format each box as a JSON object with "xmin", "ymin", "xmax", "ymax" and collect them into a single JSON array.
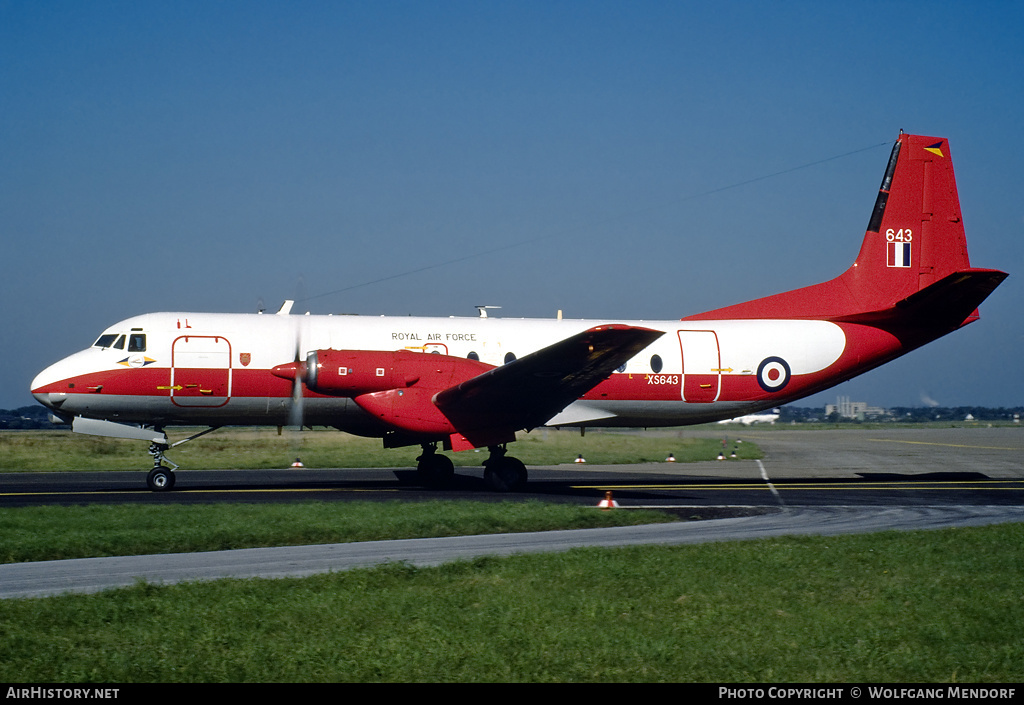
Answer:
[{"xmin": 289, "ymin": 321, "xmax": 306, "ymax": 430}]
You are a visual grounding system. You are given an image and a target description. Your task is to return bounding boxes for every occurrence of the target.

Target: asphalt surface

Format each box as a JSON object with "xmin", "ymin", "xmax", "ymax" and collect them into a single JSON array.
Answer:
[{"xmin": 2, "ymin": 427, "xmax": 1022, "ymax": 598}]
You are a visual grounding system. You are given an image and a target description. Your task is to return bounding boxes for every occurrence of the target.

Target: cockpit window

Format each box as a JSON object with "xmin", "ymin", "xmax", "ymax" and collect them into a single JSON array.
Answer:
[{"xmin": 93, "ymin": 332, "xmax": 145, "ymax": 351}]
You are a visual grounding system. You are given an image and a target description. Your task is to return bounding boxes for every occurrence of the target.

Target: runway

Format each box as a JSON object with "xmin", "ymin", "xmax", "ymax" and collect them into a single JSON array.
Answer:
[
  {"xmin": 2, "ymin": 428, "xmax": 1022, "ymax": 508},
  {"xmin": 1, "ymin": 428, "xmax": 1022, "ymax": 598}
]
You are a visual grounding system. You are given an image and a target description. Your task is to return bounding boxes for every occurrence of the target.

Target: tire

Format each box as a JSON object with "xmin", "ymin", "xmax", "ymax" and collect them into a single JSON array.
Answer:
[
  {"xmin": 147, "ymin": 466, "xmax": 175, "ymax": 492},
  {"xmin": 416, "ymin": 453, "xmax": 455, "ymax": 488},
  {"xmin": 483, "ymin": 456, "xmax": 527, "ymax": 492}
]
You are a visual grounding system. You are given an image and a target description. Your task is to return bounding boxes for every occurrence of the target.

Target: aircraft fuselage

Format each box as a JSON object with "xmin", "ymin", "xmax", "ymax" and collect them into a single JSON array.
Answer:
[{"xmin": 32, "ymin": 310, "xmax": 867, "ymax": 435}]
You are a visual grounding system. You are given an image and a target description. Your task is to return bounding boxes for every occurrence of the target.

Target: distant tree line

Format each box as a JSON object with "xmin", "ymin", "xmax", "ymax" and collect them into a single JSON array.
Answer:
[{"xmin": 0, "ymin": 406, "xmax": 68, "ymax": 429}]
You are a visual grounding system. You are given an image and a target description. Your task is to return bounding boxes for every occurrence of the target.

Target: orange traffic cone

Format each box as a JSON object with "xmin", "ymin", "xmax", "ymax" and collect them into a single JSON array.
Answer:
[{"xmin": 597, "ymin": 491, "xmax": 619, "ymax": 510}]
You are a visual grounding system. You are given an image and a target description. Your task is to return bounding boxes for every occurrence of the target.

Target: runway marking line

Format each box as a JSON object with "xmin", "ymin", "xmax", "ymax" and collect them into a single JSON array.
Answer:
[
  {"xmin": 0, "ymin": 488, "xmax": 399, "ymax": 498},
  {"xmin": 572, "ymin": 480, "xmax": 1024, "ymax": 491},
  {"xmin": 757, "ymin": 458, "xmax": 785, "ymax": 507},
  {"xmin": 867, "ymin": 438, "xmax": 1020, "ymax": 451}
]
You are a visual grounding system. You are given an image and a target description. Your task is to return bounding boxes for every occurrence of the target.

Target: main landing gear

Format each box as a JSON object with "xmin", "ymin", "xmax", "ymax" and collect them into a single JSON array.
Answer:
[
  {"xmin": 483, "ymin": 444, "xmax": 528, "ymax": 492},
  {"xmin": 416, "ymin": 443, "xmax": 455, "ymax": 487},
  {"xmin": 415, "ymin": 443, "xmax": 528, "ymax": 492}
]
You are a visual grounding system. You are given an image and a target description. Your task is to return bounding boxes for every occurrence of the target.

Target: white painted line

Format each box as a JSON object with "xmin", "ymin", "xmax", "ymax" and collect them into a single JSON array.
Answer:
[{"xmin": 757, "ymin": 459, "xmax": 786, "ymax": 507}]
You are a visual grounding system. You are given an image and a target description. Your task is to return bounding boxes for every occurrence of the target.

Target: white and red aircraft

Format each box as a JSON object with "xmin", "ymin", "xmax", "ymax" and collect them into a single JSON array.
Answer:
[
  {"xmin": 717, "ymin": 409, "xmax": 780, "ymax": 426},
  {"xmin": 31, "ymin": 133, "xmax": 1007, "ymax": 491}
]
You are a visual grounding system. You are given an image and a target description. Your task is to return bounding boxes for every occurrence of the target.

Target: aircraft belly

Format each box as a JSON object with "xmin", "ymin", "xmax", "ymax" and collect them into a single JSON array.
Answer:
[{"xmin": 53, "ymin": 392, "xmax": 360, "ymax": 427}]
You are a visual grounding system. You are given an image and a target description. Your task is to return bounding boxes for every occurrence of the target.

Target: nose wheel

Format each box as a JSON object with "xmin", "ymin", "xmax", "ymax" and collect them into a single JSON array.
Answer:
[{"xmin": 147, "ymin": 465, "xmax": 176, "ymax": 491}]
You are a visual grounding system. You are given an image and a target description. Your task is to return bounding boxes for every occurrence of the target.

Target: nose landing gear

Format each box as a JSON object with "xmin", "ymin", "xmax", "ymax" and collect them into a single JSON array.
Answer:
[
  {"xmin": 146, "ymin": 442, "xmax": 178, "ymax": 491},
  {"xmin": 139, "ymin": 427, "xmax": 221, "ymax": 491}
]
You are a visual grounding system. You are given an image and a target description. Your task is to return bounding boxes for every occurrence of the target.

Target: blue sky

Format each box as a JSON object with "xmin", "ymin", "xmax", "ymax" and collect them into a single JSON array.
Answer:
[{"xmin": 2, "ymin": 1, "xmax": 1022, "ymax": 410}]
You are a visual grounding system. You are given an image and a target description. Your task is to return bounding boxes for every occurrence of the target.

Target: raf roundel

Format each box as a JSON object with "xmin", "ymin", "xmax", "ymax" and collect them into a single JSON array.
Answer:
[{"xmin": 757, "ymin": 356, "xmax": 791, "ymax": 393}]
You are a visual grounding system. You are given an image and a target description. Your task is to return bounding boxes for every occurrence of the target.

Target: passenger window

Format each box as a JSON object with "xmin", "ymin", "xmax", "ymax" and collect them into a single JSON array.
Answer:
[
  {"xmin": 113, "ymin": 335, "xmax": 126, "ymax": 350},
  {"xmin": 650, "ymin": 354, "xmax": 663, "ymax": 373},
  {"xmin": 128, "ymin": 334, "xmax": 147, "ymax": 352}
]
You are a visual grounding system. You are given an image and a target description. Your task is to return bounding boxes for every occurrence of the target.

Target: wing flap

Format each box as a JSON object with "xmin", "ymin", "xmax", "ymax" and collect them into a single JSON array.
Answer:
[{"xmin": 435, "ymin": 324, "xmax": 663, "ymax": 442}]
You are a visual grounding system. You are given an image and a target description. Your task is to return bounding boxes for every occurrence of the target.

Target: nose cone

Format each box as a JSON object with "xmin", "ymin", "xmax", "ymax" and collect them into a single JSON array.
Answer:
[
  {"xmin": 31, "ymin": 364, "xmax": 66, "ymax": 411},
  {"xmin": 32, "ymin": 391, "xmax": 64, "ymax": 411},
  {"xmin": 31, "ymin": 348, "xmax": 96, "ymax": 409}
]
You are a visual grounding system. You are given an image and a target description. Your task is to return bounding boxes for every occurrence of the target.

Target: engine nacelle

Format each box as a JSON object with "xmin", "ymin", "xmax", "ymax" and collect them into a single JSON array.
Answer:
[
  {"xmin": 306, "ymin": 349, "xmax": 411, "ymax": 396},
  {"xmin": 273, "ymin": 348, "xmax": 493, "ymax": 398},
  {"xmin": 272, "ymin": 348, "xmax": 496, "ymax": 439}
]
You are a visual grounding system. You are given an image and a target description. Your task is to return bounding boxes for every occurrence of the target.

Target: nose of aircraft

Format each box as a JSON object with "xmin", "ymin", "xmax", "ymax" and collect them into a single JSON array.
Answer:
[
  {"xmin": 30, "ymin": 359, "xmax": 72, "ymax": 411},
  {"xmin": 32, "ymin": 391, "xmax": 60, "ymax": 411},
  {"xmin": 31, "ymin": 378, "xmax": 56, "ymax": 411}
]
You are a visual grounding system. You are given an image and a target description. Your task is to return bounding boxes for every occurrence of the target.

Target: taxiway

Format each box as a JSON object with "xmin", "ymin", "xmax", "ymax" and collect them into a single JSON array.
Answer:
[{"xmin": 1, "ymin": 428, "xmax": 1021, "ymax": 598}]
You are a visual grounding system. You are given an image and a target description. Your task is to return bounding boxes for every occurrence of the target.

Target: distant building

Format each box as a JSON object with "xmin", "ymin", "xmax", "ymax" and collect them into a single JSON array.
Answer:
[{"xmin": 825, "ymin": 396, "xmax": 889, "ymax": 421}]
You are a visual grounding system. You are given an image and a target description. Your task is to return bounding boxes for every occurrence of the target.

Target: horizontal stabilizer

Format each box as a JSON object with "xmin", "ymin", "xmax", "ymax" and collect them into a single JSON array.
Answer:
[
  {"xmin": 832, "ymin": 268, "xmax": 1007, "ymax": 333},
  {"xmin": 435, "ymin": 325, "xmax": 663, "ymax": 440}
]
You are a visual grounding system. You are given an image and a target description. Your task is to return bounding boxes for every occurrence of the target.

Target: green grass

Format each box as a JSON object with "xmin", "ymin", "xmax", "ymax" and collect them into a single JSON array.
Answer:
[
  {"xmin": 1, "ymin": 523, "xmax": 1022, "ymax": 682},
  {"xmin": 0, "ymin": 427, "xmax": 760, "ymax": 471},
  {"xmin": 0, "ymin": 500, "xmax": 676, "ymax": 564}
]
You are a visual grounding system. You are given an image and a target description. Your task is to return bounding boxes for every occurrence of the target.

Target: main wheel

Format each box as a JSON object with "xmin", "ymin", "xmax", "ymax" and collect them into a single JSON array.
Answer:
[
  {"xmin": 416, "ymin": 452, "xmax": 455, "ymax": 488},
  {"xmin": 147, "ymin": 466, "xmax": 175, "ymax": 492},
  {"xmin": 483, "ymin": 456, "xmax": 527, "ymax": 492}
]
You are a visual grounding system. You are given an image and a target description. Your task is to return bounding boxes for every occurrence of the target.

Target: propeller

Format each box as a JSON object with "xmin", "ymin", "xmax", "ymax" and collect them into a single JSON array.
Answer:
[
  {"xmin": 290, "ymin": 277, "xmax": 309, "ymax": 433},
  {"xmin": 268, "ymin": 305, "xmax": 312, "ymax": 464},
  {"xmin": 287, "ymin": 348, "xmax": 306, "ymax": 430},
  {"xmin": 288, "ymin": 314, "xmax": 311, "ymax": 429}
]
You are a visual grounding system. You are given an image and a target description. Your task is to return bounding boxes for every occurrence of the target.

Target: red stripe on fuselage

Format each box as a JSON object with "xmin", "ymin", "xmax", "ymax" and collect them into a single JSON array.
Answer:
[{"xmin": 32, "ymin": 368, "xmax": 309, "ymax": 400}]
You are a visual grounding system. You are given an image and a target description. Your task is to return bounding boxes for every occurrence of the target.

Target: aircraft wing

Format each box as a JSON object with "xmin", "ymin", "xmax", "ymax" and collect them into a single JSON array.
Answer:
[{"xmin": 434, "ymin": 325, "xmax": 663, "ymax": 445}]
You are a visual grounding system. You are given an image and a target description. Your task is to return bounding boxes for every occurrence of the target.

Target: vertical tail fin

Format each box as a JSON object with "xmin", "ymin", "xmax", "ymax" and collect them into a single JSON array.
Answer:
[
  {"xmin": 685, "ymin": 132, "xmax": 1005, "ymax": 322},
  {"xmin": 847, "ymin": 133, "xmax": 972, "ymax": 308}
]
